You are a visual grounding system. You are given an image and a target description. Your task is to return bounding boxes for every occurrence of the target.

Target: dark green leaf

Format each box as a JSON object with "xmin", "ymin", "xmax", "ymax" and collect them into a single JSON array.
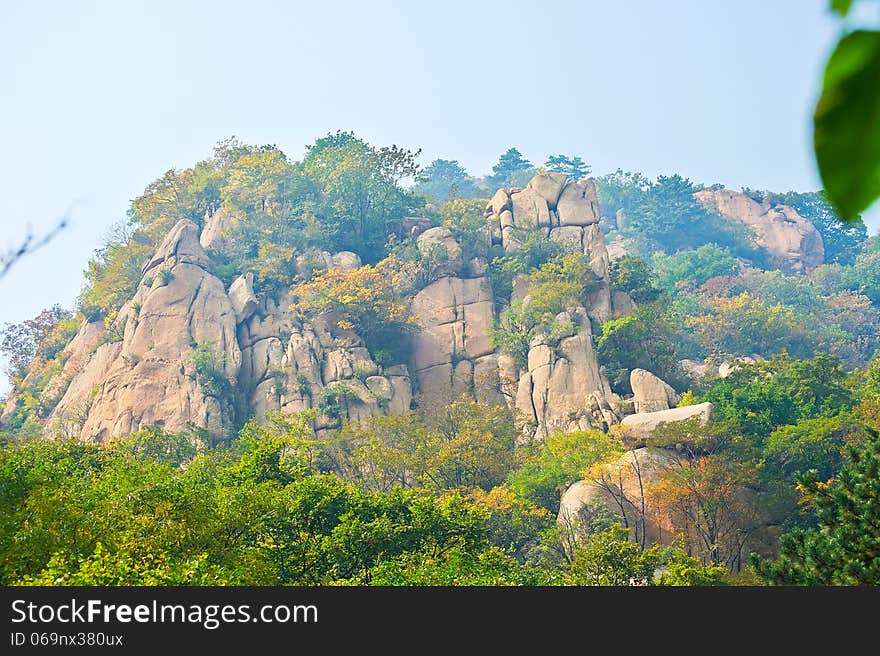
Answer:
[
  {"xmin": 831, "ymin": 0, "xmax": 853, "ymax": 16},
  {"xmin": 814, "ymin": 30, "xmax": 880, "ymax": 221}
]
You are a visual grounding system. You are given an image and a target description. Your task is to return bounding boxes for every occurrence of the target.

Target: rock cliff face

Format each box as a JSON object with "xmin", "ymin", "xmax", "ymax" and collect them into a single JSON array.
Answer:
[
  {"xmin": 481, "ymin": 173, "xmax": 624, "ymax": 440},
  {"xmin": 52, "ymin": 220, "xmax": 241, "ymax": 441},
  {"xmin": 694, "ymin": 188, "xmax": 824, "ymax": 274},
  {"xmin": 485, "ymin": 173, "xmax": 613, "ymax": 324},
  {"xmin": 17, "ymin": 172, "xmax": 629, "ymax": 444}
]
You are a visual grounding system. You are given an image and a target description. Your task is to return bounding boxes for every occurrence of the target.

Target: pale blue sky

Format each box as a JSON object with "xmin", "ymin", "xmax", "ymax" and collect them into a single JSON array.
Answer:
[{"xmin": 0, "ymin": 0, "xmax": 869, "ymax": 390}]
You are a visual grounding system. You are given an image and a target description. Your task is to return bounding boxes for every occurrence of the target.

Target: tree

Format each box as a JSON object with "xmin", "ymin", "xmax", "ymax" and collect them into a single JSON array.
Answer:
[
  {"xmin": 649, "ymin": 455, "xmax": 761, "ymax": 569},
  {"xmin": 568, "ymin": 525, "xmax": 658, "ymax": 586},
  {"xmin": 491, "ymin": 254, "xmax": 600, "ymax": 371},
  {"xmin": 652, "ymin": 244, "xmax": 740, "ymax": 296},
  {"xmin": 753, "ymin": 426, "xmax": 880, "ymax": 585},
  {"xmin": 487, "ymin": 148, "xmax": 533, "ymax": 189},
  {"xmin": 365, "ymin": 546, "xmax": 555, "ymax": 585},
  {"xmin": 544, "ymin": 155, "xmax": 591, "ymax": 180},
  {"xmin": 506, "ymin": 430, "xmax": 623, "ymax": 514},
  {"xmin": 303, "ymin": 131, "xmax": 423, "ymax": 262},
  {"xmin": 596, "ymin": 171, "xmax": 757, "ymax": 258},
  {"xmin": 701, "ymin": 353, "xmax": 856, "ymax": 438},
  {"xmin": 290, "ymin": 255, "xmax": 420, "ymax": 365},
  {"xmin": 414, "ymin": 159, "xmax": 479, "ymax": 201},
  {"xmin": 608, "ymin": 254, "xmax": 661, "ymax": 304},
  {"xmin": 1, "ymin": 305, "xmax": 75, "ymax": 381},
  {"xmin": 685, "ymin": 292, "xmax": 809, "ymax": 359},
  {"xmin": 597, "ymin": 303, "xmax": 686, "ymax": 394}
]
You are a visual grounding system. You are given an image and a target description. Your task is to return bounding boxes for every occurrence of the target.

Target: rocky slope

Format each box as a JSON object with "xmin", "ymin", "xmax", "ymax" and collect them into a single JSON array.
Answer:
[
  {"xmin": 5, "ymin": 172, "xmax": 784, "ymax": 449},
  {"xmin": 694, "ymin": 188, "xmax": 824, "ymax": 273}
]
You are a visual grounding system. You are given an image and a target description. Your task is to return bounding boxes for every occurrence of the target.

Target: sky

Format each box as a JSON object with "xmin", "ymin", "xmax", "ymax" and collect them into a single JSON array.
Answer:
[{"xmin": 0, "ymin": 0, "xmax": 871, "ymax": 393}]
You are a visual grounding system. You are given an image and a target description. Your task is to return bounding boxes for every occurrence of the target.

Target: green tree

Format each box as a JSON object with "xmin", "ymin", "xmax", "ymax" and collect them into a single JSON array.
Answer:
[
  {"xmin": 652, "ymin": 244, "xmax": 740, "ymax": 295},
  {"xmin": 568, "ymin": 525, "xmax": 658, "ymax": 586},
  {"xmin": 491, "ymin": 253, "xmax": 599, "ymax": 371},
  {"xmin": 506, "ymin": 430, "xmax": 623, "ymax": 514},
  {"xmin": 702, "ymin": 353, "xmax": 856, "ymax": 438},
  {"xmin": 414, "ymin": 159, "xmax": 479, "ymax": 201},
  {"xmin": 365, "ymin": 546, "xmax": 555, "ymax": 585},
  {"xmin": 608, "ymin": 254, "xmax": 661, "ymax": 303},
  {"xmin": 303, "ymin": 131, "xmax": 423, "ymax": 262},
  {"xmin": 753, "ymin": 426, "xmax": 880, "ymax": 585},
  {"xmin": 1, "ymin": 305, "xmax": 74, "ymax": 381},
  {"xmin": 487, "ymin": 148, "xmax": 533, "ymax": 189},
  {"xmin": 597, "ymin": 303, "xmax": 685, "ymax": 394},
  {"xmin": 544, "ymin": 155, "xmax": 591, "ymax": 180}
]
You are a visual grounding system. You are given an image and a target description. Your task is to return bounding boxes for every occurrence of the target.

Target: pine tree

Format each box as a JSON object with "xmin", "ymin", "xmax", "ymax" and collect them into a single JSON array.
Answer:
[{"xmin": 753, "ymin": 426, "xmax": 880, "ymax": 585}]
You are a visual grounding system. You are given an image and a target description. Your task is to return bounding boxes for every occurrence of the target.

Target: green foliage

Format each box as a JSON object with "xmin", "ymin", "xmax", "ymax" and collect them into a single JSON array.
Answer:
[
  {"xmin": 652, "ymin": 244, "xmax": 740, "ymax": 295},
  {"xmin": 290, "ymin": 255, "xmax": 418, "ymax": 364},
  {"xmin": 814, "ymin": 29, "xmax": 880, "ymax": 221},
  {"xmin": 654, "ymin": 548, "xmax": 727, "ymax": 586},
  {"xmin": 328, "ymin": 397, "xmax": 517, "ymax": 493},
  {"xmin": 1, "ymin": 305, "xmax": 75, "ymax": 382},
  {"xmin": 753, "ymin": 426, "xmax": 880, "ymax": 585},
  {"xmin": 318, "ymin": 382, "xmax": 359, "ymax": 421},
  {"xmin": 191, "ymin": 341, "xmax": 231, "ymax": 399},
  {"xmin": 365, "ymin": 546, "xmax": 554, "ymax": 585},
  {"xmin": 490, "ymin": 253, "xmax": 598, "ymax": 370},
  {"xmin": 608, "ymin": 254, "xmax": 661, "ymax": 303},
  {"xmin": 596, "ymin": 171, "xmax": 757, "ymax": 258},
  {"xmin": 597, "ymin": 303, "xmax": 686, "ymax": 394},
  {"xmin": 762, "ymin": 414, "xmax": 863, "ymax": 485},
  {"xmin": 19, "ymin": 542, "xmax": 227, "ymax": 586},
  {"xmin": 506, "ymin": 431, "xmax": 624, "ymax": 514},
  {"xmin": 701, "ymin": 353, "xmax": 856, "ymax": 438},
  {"xmin": 685, "ymin": 292, "xmax": 810, "ymax": 360},
  {"xmin": 0, "ymin": 419, "xmax": 511, "ymax": 585},
  {"xmin": 568, "ymin": 525, "xmax": 657, "ymax": 585},
  {"xmin": 486, "ymin": 230, "xmax": 561, "ymax": 306},
  {"xmin": 437, "ymin": 197, "xmax": 491, "ymax": 262},
  {"xmin": 303, "ymin": 131, "xmax": 423, "ymax": 263},
  {"xmin": 488, "ymin": 147, "xmax": 533, "ymax": 188},
  {"xmin": 544, "ymin": 154, "xmax": 590, "ymax": 180},
  {"xmin": 414, "ymin": 159, "xmax": 479, "ymax": 201}
]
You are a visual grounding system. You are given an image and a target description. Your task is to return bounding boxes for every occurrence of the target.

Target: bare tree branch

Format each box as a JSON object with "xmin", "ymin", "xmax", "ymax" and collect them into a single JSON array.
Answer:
[{"xmin": 0, "ymin": 209, "xmax": 72, "ymax": 280}]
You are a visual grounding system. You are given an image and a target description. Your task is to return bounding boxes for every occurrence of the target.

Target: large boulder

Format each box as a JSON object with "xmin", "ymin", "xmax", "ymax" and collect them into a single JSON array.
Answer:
[
  {"xmin": 630, "ymin": 369, "xmax": 680, "ymax": 413},
  {"xmin": 199, "ymin": 206, "xmax": 241, "ymax": 254},
  {"xmin": 694, "ymin": 188, "xmax": 824, "ymax": 274},
  {"xmin": 557, "ymin": 447, "xmax": 679, "ymax": 545},
  {"xmin": 417, "ymin": 226, "xmax": 463, "ymax": 276},
  {"xmin": 620, "ymin": 402, "xmax": 714, "ymax": 439},
  {"xmin": 228, "ymin": 273, "xmax": 259, "ymax": 324}
]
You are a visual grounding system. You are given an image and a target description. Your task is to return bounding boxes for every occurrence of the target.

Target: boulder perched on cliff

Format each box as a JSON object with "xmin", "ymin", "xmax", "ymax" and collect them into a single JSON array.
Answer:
[
  {"xmin": 630, "ymin": 368, "xmax": 680, "ymax": 413},
  {"xmin": 694, "ymin": 188, "xmax": 824, "ymax": 274},
  {"xmin": 620, "ymin": 402, "xmax": 714, "ymax": 439}
]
